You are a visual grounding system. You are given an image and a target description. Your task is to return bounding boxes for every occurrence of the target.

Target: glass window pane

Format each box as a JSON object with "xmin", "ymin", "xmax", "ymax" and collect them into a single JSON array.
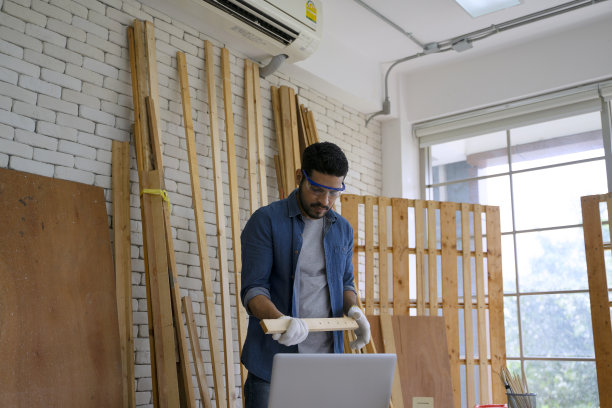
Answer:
[
  {"xmin": 513, "ymin": 159, "xmax": 606, "ymax": 230},
  {"xmin": 525, "ymin": 360, "xmax": 599, "ymax": 407},
  {"xmin": 431, "ymin": 131, "xmax": 508, "ymax": 184},
  {"xmin": 430, "ymin": 175, "xmax": 513, "ymax": 232},
  {"xmin": 504, "ymin": 295, "xmax": 520, "ymax": 358},
  {"xmin": 502, "ymin": 234, "xmax": 516, "ymax": 294},
  {"xmin": 510, "ymin": 111, "xmax": 603, "ymax": 171},
  {"xmin": 515, "ymin": 227, "xmax": 588, "ymax": 292},
  {"xmin": 521, "ymin": 293, "xmax": 594, "ymax": 358}
]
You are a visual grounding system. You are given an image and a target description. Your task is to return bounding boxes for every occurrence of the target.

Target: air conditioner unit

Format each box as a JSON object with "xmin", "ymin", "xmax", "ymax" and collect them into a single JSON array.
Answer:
[{"xmin": 140, "ymin": 0, "xmax": 323, "ymax": 63}]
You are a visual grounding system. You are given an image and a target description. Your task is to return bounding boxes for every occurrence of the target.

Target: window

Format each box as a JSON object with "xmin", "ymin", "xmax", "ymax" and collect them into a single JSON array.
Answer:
[{"xmin": 421, "ymin": 87, "xmax": 612, "ymax": 407}]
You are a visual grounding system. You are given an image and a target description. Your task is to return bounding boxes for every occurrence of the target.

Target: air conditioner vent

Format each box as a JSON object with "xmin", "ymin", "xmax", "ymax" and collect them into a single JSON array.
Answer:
[{"xmin": 202, "ymin": 0, "xmax": 299, "ymax": 45}]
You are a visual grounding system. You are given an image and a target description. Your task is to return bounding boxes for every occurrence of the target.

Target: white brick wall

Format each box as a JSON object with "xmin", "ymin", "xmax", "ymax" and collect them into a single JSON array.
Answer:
[{"xmin": 0, "ymin": 0, "xmax": 383, "ymax": 406}]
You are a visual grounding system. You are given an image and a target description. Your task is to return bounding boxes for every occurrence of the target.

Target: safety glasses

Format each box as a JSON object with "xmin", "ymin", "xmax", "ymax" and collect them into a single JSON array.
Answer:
[{"xmin": 302, "ymin": 170, "xmax": 345, "ymax": 198}]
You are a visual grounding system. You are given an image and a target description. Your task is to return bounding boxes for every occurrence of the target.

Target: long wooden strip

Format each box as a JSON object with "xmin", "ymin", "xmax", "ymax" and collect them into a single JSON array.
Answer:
[
  {"xmin": 485, "ymin": 206, "xmax": 506, "ymax": 404},
  {"xmin": 128, "ymin": 23, "xmax": 157, "ymax": 405},
  {"xmin": 427, "ymin": 201, "xmax": 438, "ymax": 316},
  {"xmin": 221, "ymin": 48, "xmax": 248, "ymax": 393},
  {"xmin": 182, "ymin": 297, "xmax": 213, "ymax": 408},
  {"xmin": 307, "ymin": 110, "xmax": 320, "ymax": 143},
  {"xmin": 415, "ymin": 200, "xmax": 426, "ymax": 316},
  {"xmin": 270, "ymin": 87, "xmax": 286, "ymax": 199},
  {"xmin": 144, "ymin": 21, "xmax": 163, "ymax": 162},
  {"xmin": 146, "ymin": 97, "xmax": 197, "ymax": 408},
  {"xmin": 279, "ymin": 86, "xmax": 296, "ymax": 193},
  {"xmin": 273, "ymin": 155, "xmax": 285, "ymax": 200},
  {"xmin": 364, "ymin": 196, "xmax": 374, "ymax": 315},
  {"xmin": 341, "ymin": 195, "xmax": 359, "ymax": 293},
  {"xmin": 440, "ymin": 202, "xmax": 460, "ymax": 408},
  {"xmin": 288, "ymin": 87, "xmax": 301, "ymax": 174},
  {"xmin": 378, "ymin": 197, "xmax": 389, "ymax": 315},
  {"xmin": 176, "ymin": 51, "xmax": 226, "ymax": 408},
  {"xmin": 132, "ymin": 20, "xmax": 152, "ymax": 170},
  {"xmin": 380, "ymin": 315, "xmax": 404, "ymax": 408},
  {"xmin": 252, "ymin": 63, "xmax": 268, "ymax": 207},
  {"xmin": 244, "ymin": 60, "xmax": 259, "ymax": 213},
  {"xmin": 141, "ymin": 170, "xmax": 181, "ymax": 408},
  {"xmin": 473, "ymin": 204, "xmax": 489, "ymax": 403},
  {"xmin": 204, "ymin": 40, "xmax": 237, "ymax": 407},
  {"xmin": 112, "ymin": 140, "xmax": 135, "ymax": 408},
  {"xmin": 261, "ymin": 317, "xmax": 358, "ymax": 334},
  {"xmin": 461, "ymin": 203, "xmax": 475, "ymax": 407},
  {"xmin": 392, "ymin": 198, "xmax": 410, "ymax": 315},
  {"xmin": 582, "ymin": 195, "xmax": 612, "ymax": 408}
]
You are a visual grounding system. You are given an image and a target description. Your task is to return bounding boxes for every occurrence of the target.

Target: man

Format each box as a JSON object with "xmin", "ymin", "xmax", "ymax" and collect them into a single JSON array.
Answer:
[{"xmin": 240, "ymin": 142, "xmax": 370, "ymax": 408}]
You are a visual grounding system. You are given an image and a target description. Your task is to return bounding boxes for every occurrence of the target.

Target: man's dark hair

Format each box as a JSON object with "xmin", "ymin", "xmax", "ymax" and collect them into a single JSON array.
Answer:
[{"xmin": 301, "ymin": 141, "xmax": 348, "ymax": 178}]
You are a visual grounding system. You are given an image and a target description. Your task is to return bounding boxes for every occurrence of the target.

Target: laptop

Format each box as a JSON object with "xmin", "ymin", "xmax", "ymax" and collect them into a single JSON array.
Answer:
[{"xmin": 268, "ymin": 353, "xmax": 396, "ymax": 408}]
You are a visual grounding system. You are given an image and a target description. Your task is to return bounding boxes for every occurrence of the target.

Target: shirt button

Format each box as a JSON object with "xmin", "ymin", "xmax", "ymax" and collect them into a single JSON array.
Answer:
[{"xmin": 294, "ymin": 250, "xmax": 298, "ymax": 254}]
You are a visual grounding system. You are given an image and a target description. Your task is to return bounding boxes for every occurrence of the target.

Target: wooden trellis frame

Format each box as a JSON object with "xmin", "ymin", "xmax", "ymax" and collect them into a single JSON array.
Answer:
[
  {"xmin": 580, "ymin": 193, "xmax": 612, "ymax": 408},
  {"xmin": 340, "ymin": 195, "xmax": 506, "ymax": 408}
]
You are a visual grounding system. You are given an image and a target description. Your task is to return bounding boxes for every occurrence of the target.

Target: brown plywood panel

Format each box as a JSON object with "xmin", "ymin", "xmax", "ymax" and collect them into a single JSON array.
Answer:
[
  {"xmin": 0, "ymin": 168, "xmax": 122, "ymax": 407},
  {"xmin": 370, "ymin": 315, "xmax": 454, "ymax": 408}
]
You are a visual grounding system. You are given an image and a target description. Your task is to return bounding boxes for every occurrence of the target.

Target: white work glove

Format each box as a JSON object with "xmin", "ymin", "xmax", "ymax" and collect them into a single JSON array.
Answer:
[
  {"xmin": 348, "ymin": 305, "xmax": 370, "ymax": 350},
  {"xmin": 271, "ymin": 316, "xmax": 309, "ymax": 346}
]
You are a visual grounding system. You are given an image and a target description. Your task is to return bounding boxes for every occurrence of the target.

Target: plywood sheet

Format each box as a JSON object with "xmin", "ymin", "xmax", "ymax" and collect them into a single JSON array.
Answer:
[
  {"xmin": 0, "ymin": 168, "xmax": 122, "ymax": 407},
  {"xmin": 369, "ymin": 315, "xmax": 454, "ymax": 408}
]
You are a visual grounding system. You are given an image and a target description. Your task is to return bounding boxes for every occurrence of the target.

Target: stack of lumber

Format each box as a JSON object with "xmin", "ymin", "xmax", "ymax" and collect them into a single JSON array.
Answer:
[{"xmin": 270, "ymin": 86, "xmax": 320, "ymax": 199}]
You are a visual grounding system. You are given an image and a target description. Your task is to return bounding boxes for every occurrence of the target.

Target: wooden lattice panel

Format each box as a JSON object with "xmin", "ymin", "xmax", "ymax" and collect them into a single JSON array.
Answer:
[
  {"xmin": 340, "ymin": 195, "xmax": 506, "ymax": 407},
  {"xmin": 581, "ymin": 193, "xmax": 612, "ymax": 408}
]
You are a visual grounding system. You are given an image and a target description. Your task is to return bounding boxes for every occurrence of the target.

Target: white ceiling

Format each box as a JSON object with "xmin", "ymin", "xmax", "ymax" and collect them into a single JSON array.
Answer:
[
  {"xmin": 288, "ymin": 0, "xmax": 612, "ymax": 112},
  {"xmin": 321, "ymin": 0, "xmax": 612, "ymax": 73}
]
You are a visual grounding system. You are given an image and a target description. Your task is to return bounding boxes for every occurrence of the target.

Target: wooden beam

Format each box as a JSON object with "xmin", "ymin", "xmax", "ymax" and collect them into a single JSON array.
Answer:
[
  {"xmin": 364, "ymin": 196, "xmax": 374, "ymax": 315},
  {"xmin": 176, "ymin": 51, "xmax": 226, "ymax": 408},
  {"xmin": 474, "ymin": 204, "xmax": 490, "ymax": 403},
  {"xmin": 252, "ymin": 62, "xmax": 268, "ymax": 207},
  {"xmin": 279, "ymin": 86, "xmax": 296, "ymax": 193},
  {"xmin": 288, "ymin": 87, "xmax": 300, "ymax": 173},
  {"xmin": 461, "ymin": 203, "xmax": 475, "ymax": 408},
  {"xmin": 112, "ymin": 140, "xmax": 135, "ymax": 408},
  {"xmin": 378, "ymin": 197, "xmax": 389, "ymax": 315},
  {"xmin": 221, "ymin": 48, "xmax": 248, "ymax": 393},
  {"xmin": 244, "ymin": 59, "xmax": 259, "ymax": 213},
  {"xmin": 261, "ymin": 317, "xmax": 358, "ymax": 334},
  {"xmin": 270, "ymin": 87, "xmax": 286, "ymax": 199},
  {"xmin": 415, "ymin": 200, "xmax": 426, "ymax": 316},
  {"xmin": 427, "ymin": 201, "xmax": 438, "ymax": 317},
  {"xmin": 341, "ymin": 195, "xmax": 359, "ymax": 293},
  {"xmin": 182, "ymin": 296, "xmax": 213, "ymax": 408},
  {"xmin": 392, "ymin": 198, "xmax": 410, "ymax": 315},
  {"xmin": 204, "ymin": 40, "xmax": 237, "ymax": 407}
]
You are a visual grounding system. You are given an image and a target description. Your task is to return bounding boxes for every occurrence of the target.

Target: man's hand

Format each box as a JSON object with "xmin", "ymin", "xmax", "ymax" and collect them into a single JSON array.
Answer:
[
  {"xmin": 347, "ymin": 305, "xmax": 370, "ymax": 350},
  {"xmin": 271, "ymin": 316, "xmax": 309, "ymax": 346}
]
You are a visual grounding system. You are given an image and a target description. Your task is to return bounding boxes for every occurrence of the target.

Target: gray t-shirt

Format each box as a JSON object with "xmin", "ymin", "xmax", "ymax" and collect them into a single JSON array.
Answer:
[{"xmin": 296, "ymin": 217, "xmax": 333, "ymax": 353}]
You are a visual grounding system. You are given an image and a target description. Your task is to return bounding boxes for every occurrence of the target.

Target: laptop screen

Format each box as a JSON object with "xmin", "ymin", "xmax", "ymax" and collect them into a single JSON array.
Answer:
[{"xmin": 268, "ymin": 353, "xmax": 396, "ymax": 408}]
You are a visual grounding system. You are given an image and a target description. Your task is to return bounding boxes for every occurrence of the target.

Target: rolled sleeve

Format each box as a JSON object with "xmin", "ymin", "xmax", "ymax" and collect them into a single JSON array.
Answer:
[{"xmin": 243, "ymin": 287, "xmax": 271, "ymax": 315}]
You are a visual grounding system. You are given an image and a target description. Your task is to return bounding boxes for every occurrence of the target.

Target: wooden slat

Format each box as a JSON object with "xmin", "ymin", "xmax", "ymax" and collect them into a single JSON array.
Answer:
[
  {"xmin": 244, "ymin": 59, "xmax": 259, "ymax": 213},
  {"xmin": 295, "ymin": 98, "xmax": 308, "ymax": 157},
  {"xmin": 204, "ymin": 40, "xmax": 236, "ymax": 406},
  {"xmin": 252, "ymin": 62, "xmax": 268, "ymax": 207},
  {"xmin": 145, "ymin": 97, "xmax": 197, "ymax": 408},
  {"xmin": 415, "ymin": 200, "xmax": 426, "ymax": 316},
  {"xmin": 427, "ymin": 201, "xmax": 438, "ymax": 316},
  {"xmin": 182, "ymin": 297, "xmax": 213, "ymax": 408},
  {"xmin": 381, "ymin": 315, "xmax": 404, "ymax": 408},
  {"xmin": 365, "ymin": 196, "xmax": 375, "ymax": 315},
  {"xmin": 144, "ymin": 21, "xmax": 162, "ymax": 161},
  {"xmin": 341, "ymin": 195, "xmax": 360, "ymax": 293},
  {"xmin": 582, "ymin": 195, "xmax": 612, "ymax": 408},
  {"xmin": 141, "ymin": 170, "xmax": 180, "ymax": 408},
  {"xmin": 261, "ymin": 317, "xmax": 358, "ymax": 334},
  {"xmin": 278, "ymin": 87, "xmax": 295, "ymax": 194},
  {"xmin": 307, "ymin": 110, "xmax": 320, "ymax": 143},
  {"xmin": 485, "ymin": 206, "xmax": 506, "ymax": 404},
  {"xmin": 270, "ymin": 87, "xmax": 286, "ymax": 199},
  {"xmin": 127, "ymin": 27, "xmax": 144, "ymax": 176},
  {"xmin": 288, "ymin": 86, "xmax": 301, "ymax": 174},
  {"xmin": 440, "ymin": 202, "xmax": 460, "ymax": 408},
  {"xmin": 112, "ymin": 140, "xmax": 135, "ymax": 408},
  {"xmin": 132, "ymin": 20, "xmax": 152, "ymax": 170},
  {"xmin": 176, "ymin": 51, "xmax": 226, "ymax": 408},
  {"xmin": 461, "ymin": 203, "xmax": 475, "ymax": 407},
  {"xmin": 379, "ymin": 197, "xmax": 389, "ymax": 315},
  {"xmin": 273, "ymin": 155, "xmax": 285, "ymax": 200},
  {"xmin": 392, "ymin": 198, "xmax": 410, "ymax": 315},
  {"xmin": 221, "ymin": 48, "xmax": 248, "ymax": 393},
  {"xmin": 474, "ymin": 204, "xmax": 489, "ymax": 403}
]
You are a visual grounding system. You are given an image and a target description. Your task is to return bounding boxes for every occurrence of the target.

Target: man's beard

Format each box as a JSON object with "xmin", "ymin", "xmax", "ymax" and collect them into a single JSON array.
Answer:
[{"xmin": 298, "ymin": 185, "xmax": 330, "ymax": 219}]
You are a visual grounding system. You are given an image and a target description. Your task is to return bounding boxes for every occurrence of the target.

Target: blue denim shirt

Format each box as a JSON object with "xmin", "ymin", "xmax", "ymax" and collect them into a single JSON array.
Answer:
[{"xmin": 240, "ymin": 189, "xmax": 355, "ymax": 381}]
